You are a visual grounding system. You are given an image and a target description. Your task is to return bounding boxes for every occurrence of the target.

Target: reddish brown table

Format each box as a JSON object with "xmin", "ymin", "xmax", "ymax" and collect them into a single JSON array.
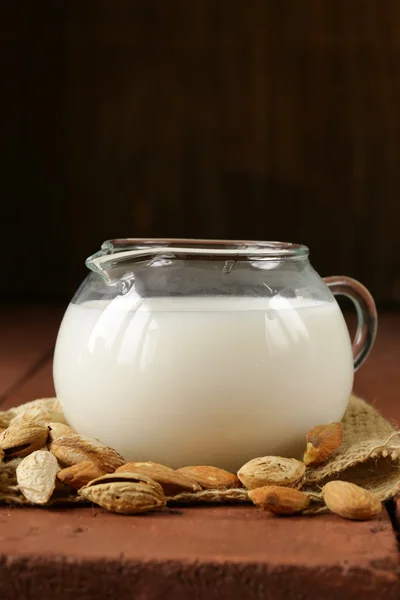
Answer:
[{"xmin": 1, "ymin": 307, "xmax": 400, "ymax": 599}]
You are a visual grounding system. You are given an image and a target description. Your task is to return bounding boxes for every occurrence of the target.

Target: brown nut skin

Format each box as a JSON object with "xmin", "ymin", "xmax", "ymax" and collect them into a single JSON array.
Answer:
[
  {"xmin": 249, "ymin": 485, "xmax": 310, "ymax": 515},
  {"xmin": 57, "ymin": 461, "xmax": 107, "ymax": 490},
  {"xmin": 0, "ymin": 422, "xmax": 49, "ymax": 458},
  {"xmin": 175, "ymin": 465, "xmax": 240, "ymax": 490},
  {"xmin": 116, "ymin": 461, "xmax": 201, "ymax": 495},
  {"xmin": 304, "ymin": 422, "xmax": 343, "ymax": 466},
  {"xmin": 323, "ymin": 481, "xmax": 382, "ymax": 521},
  {"xmin": 49, "ymin": 433, "xmax": 125, "ymax": 473}
]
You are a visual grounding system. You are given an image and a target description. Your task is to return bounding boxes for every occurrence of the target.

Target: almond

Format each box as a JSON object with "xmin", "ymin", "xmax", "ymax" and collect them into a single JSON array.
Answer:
[
  {"xmin": 16, "ymin": 450, "xmax": 60, "ymax": 504},
  {"xmin": 323, "ymin": 481, "xmax": 382, "ymax": 521},
  {"xmin": 304, "ymin": 422, "xmax": 343, "ymax": 466},
  {"xmin": 12, "ymin": 398, "xmax": 61, "ymax": 416},
  {"xmin": 249, "ymin": 485, "xmax": 310, "ymax": 515},
  {"xmin": 238, "ymin": 456, "xmax": 305, "ymax": 490},
  {"xmin": 57, "ymin": 460, "xmax": 107, "ymax": 490},
  {"xmin": 175, "ymin": 465, "xmax": 239, "ymax": 490},
  {"xmin": 49, "ymin": 433, "xmax": 124, "ymax": 473},
  {"xmin": 0, "ymin": 448, "xmax": 4, "ymax": 464},
  {"xmin": 116, "ymin": 461, "xmax": 201, "ymax": 495},
  {"xmin": 0, "ymin": 422, "xmax": 49, "ymax": 458},
  {"xmin": 79, "ymin": 472, "xmax": 166, "ymax": 514},
  {"xmin": 11, "ymin": 406, "xmax": 66, "ymax": 427},
  {"xmin": 48, "ymin": 422, "xmax": 74, "ymax": 442}
]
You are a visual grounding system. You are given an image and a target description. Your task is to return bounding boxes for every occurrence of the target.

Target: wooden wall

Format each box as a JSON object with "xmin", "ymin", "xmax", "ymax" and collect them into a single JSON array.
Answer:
[{"xmin": 2, "ymin": 1, "xmax": 400, "ymax": 304}]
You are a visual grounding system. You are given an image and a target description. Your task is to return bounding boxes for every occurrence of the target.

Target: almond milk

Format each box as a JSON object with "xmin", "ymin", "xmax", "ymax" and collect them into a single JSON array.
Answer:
[{"xmin": 53, "ymin": 295, "xmax": 353, "ymax": 471}]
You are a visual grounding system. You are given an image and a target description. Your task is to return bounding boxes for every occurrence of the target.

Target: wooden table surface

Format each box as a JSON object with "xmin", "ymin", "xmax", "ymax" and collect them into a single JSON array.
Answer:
[{"xmin": 1, "ymin": 306, "xmax": 400, "ymax": 599}]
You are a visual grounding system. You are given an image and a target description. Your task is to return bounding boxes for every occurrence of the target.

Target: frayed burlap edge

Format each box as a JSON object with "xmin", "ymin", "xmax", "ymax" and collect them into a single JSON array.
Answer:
[
  {"xmin": 166, "ymin": 489, "xmax": 325, "ymax": 515},
  {"xmin": 167, "ymin": 488, "xmax": 249, "ymax": 504}
]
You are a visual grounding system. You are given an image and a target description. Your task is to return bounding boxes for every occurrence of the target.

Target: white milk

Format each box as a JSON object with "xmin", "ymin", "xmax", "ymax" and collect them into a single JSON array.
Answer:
[{"xmin": 53, "ymin": 296, "xmax": 354, "ymax": 471}]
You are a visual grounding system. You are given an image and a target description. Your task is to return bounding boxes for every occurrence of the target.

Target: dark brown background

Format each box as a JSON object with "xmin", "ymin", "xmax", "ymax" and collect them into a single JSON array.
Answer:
[{"xmin": 2, "ymin": 1, "xmax": 400, "ymax": 305}]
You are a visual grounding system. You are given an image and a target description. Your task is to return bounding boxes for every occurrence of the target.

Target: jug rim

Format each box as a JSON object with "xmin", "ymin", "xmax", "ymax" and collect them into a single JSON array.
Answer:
[
  {"xmin": 85, "ymin": 239, "xmax": 310, "ymax": 283},
  {"xmin": 99, "ymin": 238, "xmax": 309, "ymax": 259}
]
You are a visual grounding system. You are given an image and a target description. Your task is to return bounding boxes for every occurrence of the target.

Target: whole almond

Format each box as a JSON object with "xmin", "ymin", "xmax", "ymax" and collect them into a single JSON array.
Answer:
[
  {"xmin": 79, "ymin": 472, "xmax": 166, "ymax": 514},
  {"xmin": 48, "ymin": 422, "xmax": 74, "ymax": 442},
  {"xmin": 0, "ymin": 422, "xmax": 49, "ymax": 458},
  {"xmin": 323, "ymin": 481, "xmax": 382, "ymax": 521},
  {"xmin": 249, "ymin": 485, "xmax": 310, "ymax": 515},
  {"xmin": 238, "ymin": 456, "xmax": 305, "ymax": 490},
  {"xmin": 175, "ymin": 466, "xmax": 240, "ymax": 490},
  {"xmin": 303, "ymin": 422, "xmax": 343, "ymax": 466},
  {"xmin": 12, "ymin": 398, "xmax": 61, "ymax": 416},
  {"xmin": 50, "ymin": 433, "xmax": 124, "ymax": 473},
  {"xmin": 16, "ymin": 450, "xmax": 60, "ymax": 504},
  {"xmin": 11, "ymin": 406, "xmax": 66, "ymax": 427},
  {"xmin": 322, "ymin": 481, "xmax": 382, "ymax": 521},
  {"xmin": 116, "ymin": 461, "xmax": 201, "ymax": 494},
  {"xmin": 57, "ymin": 460, "xmax": 107, "ymax": 490}
]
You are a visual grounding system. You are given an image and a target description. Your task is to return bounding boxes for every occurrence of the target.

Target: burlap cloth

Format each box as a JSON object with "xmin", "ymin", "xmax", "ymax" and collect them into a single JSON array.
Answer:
[{"xmin": 1, "ymin": 394, "xmax": 400, "ymax": 506}]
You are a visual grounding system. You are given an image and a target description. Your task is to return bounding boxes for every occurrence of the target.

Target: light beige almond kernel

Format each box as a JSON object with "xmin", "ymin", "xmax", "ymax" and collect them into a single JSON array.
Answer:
[
  {"xmin": 323, "ymin": 481, "xmax": 382, "ymax": 521},
  {"xmin": 50, "ymin": 433, "xmax": 124, "ymax": 473},
  {"xmin": 0, "ymin": 422, "xmax": 49, "ymax": 458},
  {"xmin": 57, "ymin": 461, "xmax": 107, "ymax": 490},
  {"xmin": 238, "ymin": 456, "xmax": 305, "ymax": 490},
  {"xmin": 16, "ymin": 450, "xmax": 60, "ymax": 504},
  {"xmin": 79, "ymin": 472, "xmax": 166, "ymax": 514},
  {"xmin": 303, "ymin": 422, "xmax": 343, "ymax": 466},
  {"xmin": 175, "ymin": 465, "xmax": 240, "ymax": 490},
  {"xmin": 249, "ymin": 485, "xmax": 310, "ymax": 515},
  {"xmin": 116, "ymin": 461, "xmax": 201, "ymax": 494},
  {"xmin": 48, "ymin": 422, "xmax": 74, "ymax": 442}
]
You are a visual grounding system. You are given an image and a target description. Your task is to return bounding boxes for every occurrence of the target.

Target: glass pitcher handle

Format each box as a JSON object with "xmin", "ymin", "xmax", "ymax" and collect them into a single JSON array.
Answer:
[{"xmin": 323, "ymin": 276, "xmax": 378, "ymax": 371}]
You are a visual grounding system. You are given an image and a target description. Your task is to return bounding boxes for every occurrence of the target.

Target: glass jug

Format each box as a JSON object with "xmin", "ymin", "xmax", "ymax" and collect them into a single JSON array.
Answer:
[{"xmin": 53, "ymin": 239, "xmax": 377, "ymax": 471}]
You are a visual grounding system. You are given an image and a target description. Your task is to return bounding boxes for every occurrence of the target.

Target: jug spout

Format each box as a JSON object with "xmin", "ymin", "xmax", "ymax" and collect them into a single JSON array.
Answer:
[{"xmin": 85, "ymin": 239, "xmax": 174, "ymax": 287}]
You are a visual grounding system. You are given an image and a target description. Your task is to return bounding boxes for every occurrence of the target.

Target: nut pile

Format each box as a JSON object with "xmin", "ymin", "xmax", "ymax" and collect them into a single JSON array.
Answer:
[{"xmin": 0, "ymin": 399, "xmax": 382, "ymax": 521}]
